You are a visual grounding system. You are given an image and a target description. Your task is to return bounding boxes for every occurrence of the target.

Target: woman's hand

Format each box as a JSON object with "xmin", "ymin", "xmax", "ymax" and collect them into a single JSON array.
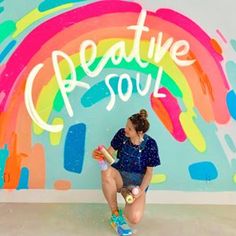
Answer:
[
  {"xmin": 92, "ymin": 149, "xmax": 104, "ymax": 161},
  {"xmin": 132, "ymin": 186, "xmax": 144, "ymax": 199}
]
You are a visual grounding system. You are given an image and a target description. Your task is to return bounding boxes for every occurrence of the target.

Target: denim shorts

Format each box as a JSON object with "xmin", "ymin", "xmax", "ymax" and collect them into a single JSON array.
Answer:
[{"xmin": 119, "ymin": 170, "xmax": 149, "ymax": 192}]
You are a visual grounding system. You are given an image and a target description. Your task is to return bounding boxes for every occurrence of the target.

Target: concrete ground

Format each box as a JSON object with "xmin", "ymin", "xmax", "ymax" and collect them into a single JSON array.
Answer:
[{"xmin": 0, "ymin": 203, "xmax": 236, "ymax": 236}]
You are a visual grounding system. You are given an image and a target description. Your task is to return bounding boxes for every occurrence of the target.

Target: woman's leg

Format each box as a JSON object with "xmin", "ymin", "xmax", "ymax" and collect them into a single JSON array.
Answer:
[
  {"xmin": 124, "ymin": 192, "xmax": 146, "ymax": 224},
  {"xmin": 101, "ymin": 166, "xmax": 123, "ymax": 212}
]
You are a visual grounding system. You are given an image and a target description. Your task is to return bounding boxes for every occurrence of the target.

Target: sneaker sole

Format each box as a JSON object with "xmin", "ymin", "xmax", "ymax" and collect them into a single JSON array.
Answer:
[{"xmin": 110, "ymin": 221, "xmax": 132, "ymax": 236}]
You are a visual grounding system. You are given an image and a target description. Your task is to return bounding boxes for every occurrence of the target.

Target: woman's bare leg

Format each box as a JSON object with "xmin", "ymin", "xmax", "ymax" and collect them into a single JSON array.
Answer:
[
  {"xmin": 124, "ymin": 192, "xmax": 146, "ymax": 224},
  {"xmin": 101, "ymin": 166, "xmax": 123, "ymax": 212}
]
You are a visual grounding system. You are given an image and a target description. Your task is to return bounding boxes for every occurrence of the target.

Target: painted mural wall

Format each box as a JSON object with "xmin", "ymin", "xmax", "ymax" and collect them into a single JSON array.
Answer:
[{"xmin": 0, "ymin": 0, "xmax": 236, "ymax": 193}]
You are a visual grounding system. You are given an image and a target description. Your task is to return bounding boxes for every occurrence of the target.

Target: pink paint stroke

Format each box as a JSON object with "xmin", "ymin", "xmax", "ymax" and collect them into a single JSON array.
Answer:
[
  {"xmin": 0, "ymin": 91, "xmax": 6, "ymax": 105},
  {"xmin": 216, "ymin": 29, "xmax": 227, "ymax": 44}
]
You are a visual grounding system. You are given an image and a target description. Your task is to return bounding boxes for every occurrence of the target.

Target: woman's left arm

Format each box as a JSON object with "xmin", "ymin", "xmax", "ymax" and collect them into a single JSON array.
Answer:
[
  {"xmin": 135, "ymin": 167, "xmax": 153, "ymax": 198},
  {"xmin": 135, "ymin": 138, "xmax": 160, "ymax": 198}
]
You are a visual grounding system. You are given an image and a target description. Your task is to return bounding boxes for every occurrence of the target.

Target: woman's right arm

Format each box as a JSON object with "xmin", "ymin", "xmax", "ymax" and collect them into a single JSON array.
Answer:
[
  {"xmin": 92, "ymin": 145, "xmax": 116, "ymax": 160},
  {"xmin": 93, "ymin": 128, "xmax": 123, "ymax": 160},
  {"xmin": 107, "ymin": 146, "xmax": 116, "ymax": 156}
]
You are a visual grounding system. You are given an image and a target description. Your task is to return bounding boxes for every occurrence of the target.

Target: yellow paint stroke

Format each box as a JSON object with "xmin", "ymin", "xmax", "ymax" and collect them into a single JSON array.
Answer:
[
  {"xmin": 12, "ymin": 4, "xmax": 73, "ymax": 38},
  {"xmin": 180, "ymin": 111, "xmax": 206, "ymax": 152},
  {"xmin": 158, "ymin": 54, "xmax": 194, "ymax": 112},
  {"xmin": 33, "ymin": 73, "xmax": 59, "ymax": 134},
  {"xmin": 151, "ymin": 174, "xmax": 167, "ymax": 184},
  {"xmin": 233, "ymin": 174, "xmax": 236, "ymax": 184},
  {"xmin": 159, "ymin": 54, "xmax": 206, "ymax": 152},
  {"xmin": 50, "ymin": 117, "xmax": 64, "ymax": 145}
]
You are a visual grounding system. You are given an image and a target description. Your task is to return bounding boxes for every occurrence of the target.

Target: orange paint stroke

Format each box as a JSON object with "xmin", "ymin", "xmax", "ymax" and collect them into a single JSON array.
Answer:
[
  {"xmin": 54, "ymin": 180, "xmax": 71, "ymax": 190},
  {"xmin": 21, "ymin": 143, "xmax": 46, "ymax": 188},
  {"xmin": 0, "ymin": 76, "xmax": 29, "ymax": 146},
  {"xmin": 210, "ymin": 38, "xmax": 222, "ymax": 55},
  {"xmin": 150, "ymin": 89, "xmax": 187, "ymax": 142},
  {"xmin": 15, "ymin": 101, "xmax": 46, "ymax": 188},
  {"xmin": 179, "ymin": 53, "xmax": 215, "ymax": 122},
  {"xmin": 150, "ymin": 94, "xmax": 173, "ymax": 133},
  {"xmin": 3, "ymin": 133, "xmax": 27, "ymax": 189},
  {"xmin": 185, "ymin": 51, "xmax": 229, "ymax": 124},
  {"xmin": 15, "ymin": 101, "xmax": 32, "ymax": 155},
  {"xmin": 0, "ymin": 108, "xmax": 18, "ymax": 147},
  {"xmin": 188, "ymin": 51, "xmax": 214, "ymax": 99}
]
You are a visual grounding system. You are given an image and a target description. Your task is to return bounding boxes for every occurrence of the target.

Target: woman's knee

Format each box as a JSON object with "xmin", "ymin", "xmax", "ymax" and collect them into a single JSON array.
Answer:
[
  {"xmin": 127, "ymin": 211, "xmax": 143, "ymax": 225},
  {"xmin": 101, "ymin": 167, "xmax": 118, "ymax": 183},
  {"xmin": 101, "ymin": 167, "xmax": 123, "ymax": 190},
  {"xmin": 101, "ymin": 168, "xmax": 113, "ymax": 182}
]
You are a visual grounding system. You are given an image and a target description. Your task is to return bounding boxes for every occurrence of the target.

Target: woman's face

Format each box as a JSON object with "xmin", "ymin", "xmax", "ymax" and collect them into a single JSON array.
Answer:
[{"xmin": 124, "ymin": 119, "xmax": 138, "ymax": 138}]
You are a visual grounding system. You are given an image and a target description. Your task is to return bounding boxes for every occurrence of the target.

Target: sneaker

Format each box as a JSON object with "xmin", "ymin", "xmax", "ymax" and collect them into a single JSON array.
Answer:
[{"xmin": 110, "ymin": 209, "xmax": 132, "ymax": 236}]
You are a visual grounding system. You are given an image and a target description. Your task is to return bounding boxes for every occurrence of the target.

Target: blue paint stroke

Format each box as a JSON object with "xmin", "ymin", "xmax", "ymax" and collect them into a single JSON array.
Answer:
[
  {"xmin": 64, "ymin": 123, "xmax": 86, "ymax": 174},
  {"xmin": 0, "ymin": 144, "xmax": 9, "ymax": 188},
  {"xmin": 188, "ymin": 161, "xmax": 218, "ymax": 181},
  {"xmin": 0, "ymin": 40, "xmax": 16, "ymax": 63},
  {"xmin": 81, "ymin": 76, "xmax": 138, "ymax": 108},
  {"xmin": 17, "ymin": 167, "xmax": 29, "ymax": 190},
  {"xmin": 38, "ymin": 0, "xmax": 86, "ymax": 12},
  {"xmin": 226, "ymin": 90, "xmax": 236, "ymax": 120},
  {"xmin": 230, "ymin": 39, "xmax": 236, "ymax": 52}
]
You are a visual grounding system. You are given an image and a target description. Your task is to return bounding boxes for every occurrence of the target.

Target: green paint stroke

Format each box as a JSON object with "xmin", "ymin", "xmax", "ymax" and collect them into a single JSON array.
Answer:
[
  {"xmin": 0, "ymin": 21, "xmax": 16, "ymax": 44},
  {"xmin": 0, "ymin": 7, "xmax": 4, "ymax": 13},
  {"xmin": 38, "ymin": 0, "xmax": 86, "ymax": 12},
  {"xmin": 53, "ymin": 58, "xmax": 182, "ymax": 112}
]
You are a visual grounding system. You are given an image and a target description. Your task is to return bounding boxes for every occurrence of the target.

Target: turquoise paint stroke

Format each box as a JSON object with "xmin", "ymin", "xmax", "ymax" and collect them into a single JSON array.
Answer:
[
  {"xmin": 188, "ymin": 161, "xmax": 218, "ymax": 181},
  {"xmin": 226, "ymin": 61, "xmax": 236, "ymax": 91},
  {"xmin": 81, "ymin": 76, "xmax": 138, "ymax": 108},
  {"xmin": 38, "ymin": 0, "xmax": 86, "ymax": 12},
  {"xmin": 230, "ymin": 39, "xmax": 236, "ymax": 52},
  {"xmin": 17, "ymin": 167, "xmax": 29, "ymax": 190},
  {"xmin": 225, "ymin": 134, "xmax": 236, "ymax": 153},
  {"xmin": 0, "ymin": 145, "xmax": 9, "ymax": 188},
  {"xmin": 0, "ymin": 40, "xmax": 16, "ymax": 63}
]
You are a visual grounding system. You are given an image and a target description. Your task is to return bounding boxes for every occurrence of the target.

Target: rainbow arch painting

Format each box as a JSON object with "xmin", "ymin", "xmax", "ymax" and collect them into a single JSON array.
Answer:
[{"xmin": 0, "ymin": 0, "xmax": 236, "ymax": 192}]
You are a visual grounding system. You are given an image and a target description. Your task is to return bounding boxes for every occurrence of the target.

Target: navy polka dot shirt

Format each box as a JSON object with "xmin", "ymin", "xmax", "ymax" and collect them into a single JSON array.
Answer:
[{"xmin": 111, "ymin": 128, "xmax": 161, "ymax": 174}]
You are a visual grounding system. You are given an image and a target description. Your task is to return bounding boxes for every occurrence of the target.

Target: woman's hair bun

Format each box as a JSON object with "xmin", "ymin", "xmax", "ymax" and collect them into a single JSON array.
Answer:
[
  {"xmin": 129, "ymin": 109, "xmax": 150, "ymax": 133},
  {"xmin": 139, "ymin": 109, "xmax": 148, "ymax": 119}
]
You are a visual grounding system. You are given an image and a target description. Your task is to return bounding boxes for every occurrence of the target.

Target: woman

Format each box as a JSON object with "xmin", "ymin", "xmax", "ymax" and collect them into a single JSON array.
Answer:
[{"xmin": 93, "ymin": 109, "xmax": 160, "ymax": 236}]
